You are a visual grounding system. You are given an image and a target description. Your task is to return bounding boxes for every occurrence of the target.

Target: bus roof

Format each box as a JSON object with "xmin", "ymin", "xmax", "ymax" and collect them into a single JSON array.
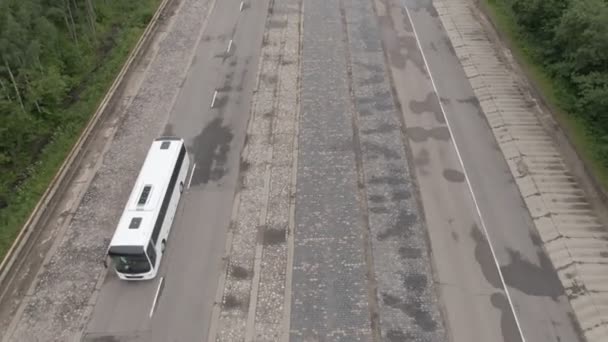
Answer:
[{"xmin": 109, "ymin": 138, "xmax": 184, "ymax": 250}]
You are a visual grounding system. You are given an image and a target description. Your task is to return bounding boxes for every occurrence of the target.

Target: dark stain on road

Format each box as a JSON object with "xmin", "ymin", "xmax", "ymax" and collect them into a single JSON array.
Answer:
[
  {"xmin": 451, "ymin": 231, "xmax": 459, "ymax": 241},
  {"xmin": 223, "ymin": 293, "xmax": 247, "ymax": 311},
  {"xmin": 386, "ymin": 329, "xmax": 413, "ymax": 342},
  {"xmin": 457, "ymin": 96, "xmax": 480, "ymax": 107},
  {"xmin": 382, "ymin": 293, "xmax": 438, "ymax": 332},
  {"xmin": 213, "ymin": 93, "xmax": 229, "ymax": 108},
  {"xmin": 216, "ymin": 85, "xmax": 232, "ymax": 92},
  {"xmin": 406, "ymin": 126, "xmax": 450, "ymax": 142},
  {"xmin": 363, "ymin": 141, "xmax": 401, "ymax": 160},
  {"xmin": 443, "ymin": 168, "xmax": 465, "ymax": 183},
  {"xmin": 377, "ymin": 210, "xmax": 416, "ymax": 241},
  {"xmin": 230, "ymin": 265, "xmax": 250, "ymax": 280},
  {"xmin": 354, "ymin": 61, "xmax": 385, "ymax": 86},
  {"xmin": 471, "ymin": 224, "xmax": 502, "ymax": 288},
  {"xmin": 491, "ymin": 292, "xmax": 523, "ymax": 342},
  {"xmin": 443, "ymin": 36, "xmax": 456, "ymax": 55},
  {"xmin": 370, "ymin": 207, "xmax": 391, "ymax": 214},
  {"xmin": 355, "ymin": 60, "xmax": 384, "ymax": 74},
  {"xmin": 369, "ymin": 195, "xmax": 387, "ymax": 203},
  {"xmin": 262, "ymin": 227, "xmax": 286, "ymax": 245},
  {"xmin": 268, "ymin": 19, "xmax": 288, "ymax": 29},
  {"xmin": 406, "ymin": 0, "xmax": 439, "ymax": 18},
  {"xmin": 376, "ymin": 8, "xmax": 425, "ymax": 73},
  {"xmin": 162, "ymin": 123, "xmax": 174, "ymax": 136},
  {"xmin": 392, "ymin": 190, "xmax": 411, "ymax": 201},
  {"xmin": 361, "ymin": 122, "xmax": 397, "ymax": 135},
  {"xmin": 529, "ymin": 231, "xmax": 542, "ymax": 247},
  {"xmin": 569, "ymin": 203, "xmax": 593, "ymax": 210},
  {"xmin": 402, "ymin": 273, "xmax": 428, "ymax": 292},
  {"xmin": 356, "ymin": 91, "xmax": 394, "ymax": 112},
  {"xmin": 399, "ymin": 246, "xmax": 422, "ymax": 259},
  {"xmin": 356, "ymin": 16, "xmax": 383, "ymax": 53},
  {"xmin": 361, "ymin": 71, "xmax": 385, "ymax": 86},
  {"xmin": 501, "ymin": 248, "xmax": 564, "ymax": 300},
  {"xmin": 261, "ymin": 74, "xmax": 277, "ymax": 85},
  {"xmin": 409, "ymin": 93, "xmax": 445, "ymax": 123},
  {"xmin": 83, "ymin": 336, "xmax": 122, "ymax": 342},
  {"xmin": 191, "ymin": 118, "xmax": 233, "ymax": 186},
  {"xmin": 413, "ymin": 148, "xmax": 430, "ymax": 167},
  {"xmin": 369, "ymin": 176, "xmax": 402, "ymax": 185}
]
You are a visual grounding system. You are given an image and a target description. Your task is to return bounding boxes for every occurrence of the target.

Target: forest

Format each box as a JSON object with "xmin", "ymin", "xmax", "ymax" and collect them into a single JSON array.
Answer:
[
  {"xmin": 0, "ymin": 0, "xmax": 159, "ymax": 258},
  {"xmin": 492, "ymin": 0, "xmax": 608, "ymax": 178}
]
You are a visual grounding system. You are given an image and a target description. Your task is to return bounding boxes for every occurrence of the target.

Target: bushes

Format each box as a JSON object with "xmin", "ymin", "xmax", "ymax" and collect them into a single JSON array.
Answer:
[{"xmin": 505, "ymin": 0, "xmax": 608, "ymax": 163}]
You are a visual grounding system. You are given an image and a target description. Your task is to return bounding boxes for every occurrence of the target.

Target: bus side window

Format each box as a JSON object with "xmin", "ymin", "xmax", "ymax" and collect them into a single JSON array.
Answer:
[{"xmin": 147, "ymin": 242, "xmax": 157, "ymax": 268}]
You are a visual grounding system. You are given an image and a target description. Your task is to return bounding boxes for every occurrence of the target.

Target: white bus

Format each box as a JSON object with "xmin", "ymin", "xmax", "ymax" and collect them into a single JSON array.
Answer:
[{"xmin": 105, "ymin": 137, "xmax": 190, "ymax": 280}]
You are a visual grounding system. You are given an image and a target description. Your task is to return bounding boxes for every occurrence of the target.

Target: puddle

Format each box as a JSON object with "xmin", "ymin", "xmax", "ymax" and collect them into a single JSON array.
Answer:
[
  {"xmin": 413, "ymin": 148, "xmax": 430, "ymax": 167},
  {"xmin": 162, "ymin": 123, "xmax": 175, "ymax": 136},
  {"xmin": 402, "ymin": 273, "xmax": 428, "ymax": 292},
  {"xmin": 262, "ymin": 227, "xmax": 286, "ymax": 245},
  {"xmin": 223, "ymin": 293, "xmax": 247, "ymax": 311},
  {"xmin": 471, "ymin": 224, "xmax": 502, "ymax": 289},
  {"xmin": 501, "ymin": 248, "xmax": 564, "ymax": 300},
  {"xmin": 392, "ymin": 190, "xmax": 411, "ymax": 201},
  {"xmin": 190, "ymin": 118, "xmax": 234, "ymax": 186},
  {"xmin": 406, "ymin": 126, "xmax": 450, "ymax": 142},
  {"xmin": 443, "ymin": 168, "xmax": 465, "ymax": 183},
  {"xmin": 363, "ymin": 141, "xmax": 401, "ymax": 160},
  {"xmin": 382, "ymin": 293, "xmax": 438, "ymax": 332},
  {"xmin": 377, "ymin": 210, "xmax": 416, "ymax": 241},
  {"xmin": 491, "ymin": 292, "xmax": 523, "ymax": 342},
  {"xmin": 230, "ymin": 265, "xmax": 250, "ymax": 280},
  {"xmin": 361, "ymin": 123, "xmax": 397, "ymax": 135},
  {"xmin": 369, "ymin": 195, "xmax": 387, "ymax": 203},
  {"xmin": 386, "ymin": 329, "xmax": 413, "ymax": 342},
  {"xmin": 409, "ymin": 93, "xmax": 444, "ymax": 123},
  {"xmin": 399, "ymin": 246, "xmax": 422, "ymax": 259}
]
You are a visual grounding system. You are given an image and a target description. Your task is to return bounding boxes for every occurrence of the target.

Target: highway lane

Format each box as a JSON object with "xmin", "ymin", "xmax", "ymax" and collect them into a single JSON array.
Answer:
[
  {"xmin": 391, "ymin": 0, "xmax": 582, "ymax": 341},
  {"xmin": 4, "ymin": 0, "xmax": 583, "ymax": 340},
  {"xmin": 375, "ymin": 0, "xmax": 511, "ymax": 340},
  {"xmin": 82, "ymin": 0, "xmax": 268, "ymax": 340}
]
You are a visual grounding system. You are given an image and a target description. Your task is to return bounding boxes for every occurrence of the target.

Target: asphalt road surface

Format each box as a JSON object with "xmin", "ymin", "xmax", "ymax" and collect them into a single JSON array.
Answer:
[
  {"xmin": 1, "ymin": 0, "xmax": 586, "ymax": 341},
  {"xmin": 82, "ymin": 0, "xmax": 268, "ymax": 341}
]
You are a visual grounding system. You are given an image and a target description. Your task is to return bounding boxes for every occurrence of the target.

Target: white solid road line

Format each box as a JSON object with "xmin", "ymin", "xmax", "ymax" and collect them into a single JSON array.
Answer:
[
  {"xmin": 227, "ymin": 39, "xmax": 233, "ymax": 54},
  {"xmin": 211, "ymin": 90, "xmax": 219, "ymax": 108},
  {"xmin": 188, "ymin": 163, "xmax": 196, "ymax": 189},
  {"xmin": 402, "ymin": 4, "xmax": 527, "ymax": 342},
  {"xmin": 240, "ymin": 1, "xmax": 244, "ymax": 12},
  {"xmin": 149, "ymin": 276, "xmax": 165, "ymax": 318}
]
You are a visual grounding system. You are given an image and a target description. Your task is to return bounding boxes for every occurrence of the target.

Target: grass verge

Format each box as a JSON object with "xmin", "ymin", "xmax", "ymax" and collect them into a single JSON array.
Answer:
[
  {"xmin": 479, "ymin": 0, "xmax": 608, "ymax": 191},
  {"xmin": 0, "ymin": 4, "xmax": 160, "ymax": 262}
]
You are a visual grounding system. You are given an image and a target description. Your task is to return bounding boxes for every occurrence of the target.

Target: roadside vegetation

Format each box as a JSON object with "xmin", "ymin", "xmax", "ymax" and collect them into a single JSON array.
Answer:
[
  {"xmin": 482, "ymin": 0, "xmax": 608, "ymax": 188},
  {"xmin": 0, "ymin": 0, "xmax": 160, "ymax": 261}
]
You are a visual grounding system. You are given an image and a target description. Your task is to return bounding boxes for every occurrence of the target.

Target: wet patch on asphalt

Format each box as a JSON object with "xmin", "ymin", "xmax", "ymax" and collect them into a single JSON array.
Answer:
[{"xmin": 190, "ymin": 118, "xmax": 234, "ymax": 186}]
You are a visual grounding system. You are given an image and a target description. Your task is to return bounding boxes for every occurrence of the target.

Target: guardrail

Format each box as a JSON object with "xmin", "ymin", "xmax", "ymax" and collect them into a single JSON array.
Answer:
[{"xmin": 0, "ymin": 0, "xmax": 175, "ymax": 290}]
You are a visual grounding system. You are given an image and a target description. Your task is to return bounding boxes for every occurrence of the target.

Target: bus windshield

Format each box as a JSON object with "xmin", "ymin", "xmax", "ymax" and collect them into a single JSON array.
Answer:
[{"xmin": 111, "ymin": 253, "xmax": 151, "ymax": 274}]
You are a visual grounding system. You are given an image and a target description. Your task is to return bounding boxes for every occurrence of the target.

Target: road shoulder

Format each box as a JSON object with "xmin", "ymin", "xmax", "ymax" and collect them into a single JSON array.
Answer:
[{"xmin": 435, "ymin": 0, "xmax": 608, "ymax": 340}]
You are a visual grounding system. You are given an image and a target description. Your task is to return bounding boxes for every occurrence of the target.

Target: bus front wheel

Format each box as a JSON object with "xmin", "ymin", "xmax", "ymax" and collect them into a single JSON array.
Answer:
[
  {"xmin": 179, "ymin": 181, "xmax": 184, "ymax": 193},
  {"xmin": 161, "ymin": 239, "xmax": 166, "ymax": 252}
]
